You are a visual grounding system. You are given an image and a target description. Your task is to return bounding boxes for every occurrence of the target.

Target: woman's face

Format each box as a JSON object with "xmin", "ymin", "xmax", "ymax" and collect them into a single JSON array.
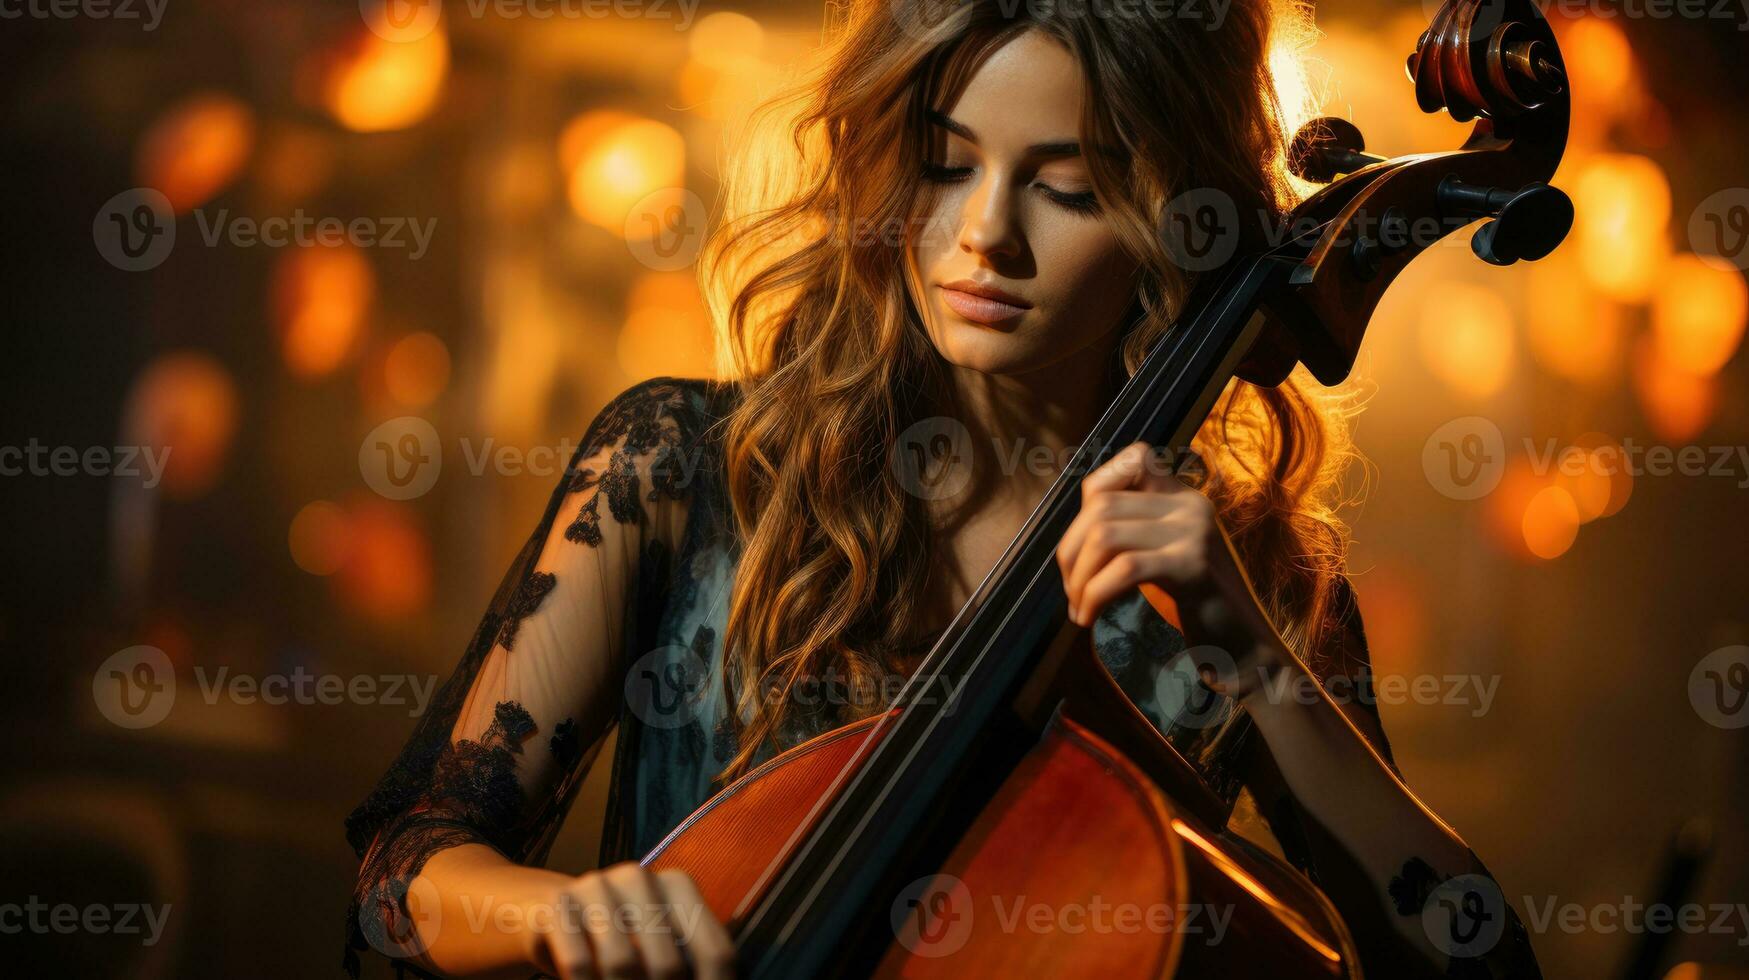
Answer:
[{"xmin": 907, "ymin": 29, "xmax": 1139, "ymax": 378}]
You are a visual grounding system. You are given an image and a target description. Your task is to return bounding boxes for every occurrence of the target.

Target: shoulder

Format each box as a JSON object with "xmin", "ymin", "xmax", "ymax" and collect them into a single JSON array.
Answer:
[
  {"xmin": 577, "ymin": 376, "xmax": 742, "ymax": 460},
  {"xmin": 561, "ymin": 378, "xmax": 741, "ymax": 547}
]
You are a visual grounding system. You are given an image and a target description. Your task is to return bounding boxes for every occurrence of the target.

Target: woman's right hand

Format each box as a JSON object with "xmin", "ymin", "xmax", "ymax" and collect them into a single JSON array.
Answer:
[{"xmin": 526, "ymin": 864, "xmax": 735, "ymax": 979}]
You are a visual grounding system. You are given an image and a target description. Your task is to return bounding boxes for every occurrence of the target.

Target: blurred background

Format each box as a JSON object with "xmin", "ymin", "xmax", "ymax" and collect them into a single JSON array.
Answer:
[{"xmin": 0, "ymin": 0, "xmax": 1745, "ymax": 976}]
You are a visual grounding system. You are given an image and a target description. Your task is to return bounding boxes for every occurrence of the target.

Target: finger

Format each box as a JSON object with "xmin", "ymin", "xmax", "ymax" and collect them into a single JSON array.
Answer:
[
  {"xmin": 604, "ymin": 864, "xmax": 686, "ymax": 980},
  {"xmin": 1055, "ymin": 490, "xmax": 1176, "ymax": 575},
  {"xmin": 1077, "ymin": 547, "xmax": 1183, "ymax": 626},
  {"xmin": 1079, "ymin": 442, "xmax": 1152, "ymax": 499},
  {"xmin": 655, "ymin": 869, "xmax": 736, "ymax": 980},
  {"xmin": 540, "ymin": 886, "xmax": 598, "ymax": 980},
  {"xmin": 575, "ymin": 873, "xmax": 641, "ymax": 980},
  {"xmin": 1063, "ymin": 519, "xmax": 1173, "ymax": 623}
]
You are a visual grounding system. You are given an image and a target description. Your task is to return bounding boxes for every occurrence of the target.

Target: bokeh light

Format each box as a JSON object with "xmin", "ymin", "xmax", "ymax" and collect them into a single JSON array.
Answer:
[
  {"xmin": 272, "ymin": 244, "xmax": 375, "ymax": 379},
  {"xmin": 121, "ymin": 350, "xmax": 241, "ymax": 499},
  {"xmin": 383, "ymin": 331, "xmax": 452, "ymax": 407},
  {"xmin": 678, "ymin": 12, "xmax": 784, "ymax": 120},
  {"xmin": 1419, "ymin": 283, "xmax": 1515, "ymax": 399},
  {"xmin": 1522, "ymin": 484, "xmax": 1581, "ymax": 560},
  {"xmin": 1486, "ymin": 457, "xmax": 1584, "ymax": 562},
  {"xmin": 317, "ymin": 20, "xmax": 449, "ymax": 133},
  {"xmin": 135, "ymin": 92, "xmax": 254, "ymax": 212},
  {"xmin": 334, "ymin": 497, "xmax": 431, "ymax": 621},
  {"xmin": 1632, "ymin": 334, "xmax": 1718, "ymax": 442},
  {"xmin": 1650, "ymin": 253, "xmax": 1748, "ymax": 376},
  {"xmin": 689, "ymin": 12, "xmax": 765, "ymax": 70},
  {"xmin": 289, "ymin": 500, "xmax": 351, "ymax": 576},
  {"xmin": 1524, "ymin": 252, "xmax": 1624, "ymax": 384},
  {"xmin": 561, "ymin": 113, "xmax": 686, "ymax": 231},
  {"xmin": 1570, "ymin": 153, "xmax": 1672, "ymax": 303}
]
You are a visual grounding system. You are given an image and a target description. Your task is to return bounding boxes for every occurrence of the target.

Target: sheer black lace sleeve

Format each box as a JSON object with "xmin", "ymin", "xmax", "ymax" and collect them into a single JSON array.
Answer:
[{"xmin": 342, "ymin": 378, "xmax": 726, "ymax": 978}]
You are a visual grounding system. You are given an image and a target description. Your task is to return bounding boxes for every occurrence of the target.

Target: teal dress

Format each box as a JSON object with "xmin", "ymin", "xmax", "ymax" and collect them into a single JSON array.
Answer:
[{"xmin": 341, "ymin": 377, "xmax": 1383, "ymax": 976}]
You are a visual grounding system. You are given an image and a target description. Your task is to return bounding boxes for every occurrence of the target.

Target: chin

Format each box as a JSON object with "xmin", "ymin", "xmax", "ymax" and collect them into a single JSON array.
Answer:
[
  {"xmin": 929, "ymin": 319, "xmax": 1064, "ymax": 377},
  {"xmin": 929, "ymin": 307, "xmax": 1116, "ymax": 379}
]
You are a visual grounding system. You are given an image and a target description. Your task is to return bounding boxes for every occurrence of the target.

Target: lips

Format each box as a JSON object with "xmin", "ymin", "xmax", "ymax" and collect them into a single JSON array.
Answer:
[{"xmin": 939, "ymin": 280, "xmax": 1031, "ymax": 325}]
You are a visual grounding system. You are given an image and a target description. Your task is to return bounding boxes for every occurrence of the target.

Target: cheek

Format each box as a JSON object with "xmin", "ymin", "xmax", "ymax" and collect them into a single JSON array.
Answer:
[
  {"xmin": 910, "ymin": 198, "xmax": 961, "ymax": 275},
  {"xmin": 1035, "ymin": 225, "xmax": 1136, "ymax": 324}
]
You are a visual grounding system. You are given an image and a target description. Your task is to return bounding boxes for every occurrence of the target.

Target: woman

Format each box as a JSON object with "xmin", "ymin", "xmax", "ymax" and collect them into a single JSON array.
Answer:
[{"xmin": 345, "ymin": 0, "xmax": 1540, "ymax": 976}]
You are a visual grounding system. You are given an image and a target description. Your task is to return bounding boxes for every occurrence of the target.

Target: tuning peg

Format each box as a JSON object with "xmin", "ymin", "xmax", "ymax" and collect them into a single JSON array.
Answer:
[
  {"xmin": 1437, "ymin": 176, "xmax": 1573, "ymax": 266},
  {"xmin": 1288, "ymin": 117, "xmax": 1387, "ymax": 184},
  {"xmin": 1350, "ymin": 206, "xmax": 1412, "ymax": 280}
]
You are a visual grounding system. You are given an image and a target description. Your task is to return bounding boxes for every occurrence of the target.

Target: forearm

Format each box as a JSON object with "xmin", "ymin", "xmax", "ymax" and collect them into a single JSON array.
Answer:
[
  {"xmin": 1240, "ymin": 652, "xmax": 1535, "ymax": 976},
  {"xmin": 401, "ymin": 843, "xmax": 572, "ymax": 979}
]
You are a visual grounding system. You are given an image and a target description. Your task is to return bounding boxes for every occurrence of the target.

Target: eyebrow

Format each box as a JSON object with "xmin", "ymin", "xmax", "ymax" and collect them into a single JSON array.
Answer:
[{"xmin": 926, "ymin": 108, "xmax": 1115, "ymax": 161}]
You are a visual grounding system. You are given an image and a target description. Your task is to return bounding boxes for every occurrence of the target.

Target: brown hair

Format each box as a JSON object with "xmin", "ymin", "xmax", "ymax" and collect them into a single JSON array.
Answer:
[{"xmin": 700, "ymin": 0, "xmax": 1358, "ymax": 782}]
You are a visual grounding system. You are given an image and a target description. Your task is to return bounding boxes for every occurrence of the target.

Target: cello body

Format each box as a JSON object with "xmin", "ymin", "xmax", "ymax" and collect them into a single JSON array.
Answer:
[{"xmin": 648, "ymin": 639, "xmax": 1359, "ymax": 977}]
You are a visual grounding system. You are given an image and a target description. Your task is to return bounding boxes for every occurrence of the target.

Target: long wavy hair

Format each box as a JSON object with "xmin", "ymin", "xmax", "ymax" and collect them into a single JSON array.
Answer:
[{"xmin": 699, "ymin": 0, "xmax": 1359, "ymax": 783}]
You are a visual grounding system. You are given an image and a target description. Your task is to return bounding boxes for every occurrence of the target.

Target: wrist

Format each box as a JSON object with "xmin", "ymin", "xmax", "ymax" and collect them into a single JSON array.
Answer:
[{"xmin": 1231, "ymin": 642, "xmax": 1309, "ymax": 714}]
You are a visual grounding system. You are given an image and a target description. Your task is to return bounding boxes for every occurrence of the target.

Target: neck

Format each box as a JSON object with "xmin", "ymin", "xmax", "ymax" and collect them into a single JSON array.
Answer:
[{"xmin": 941, "ymin": 336, "xmax": 1123, "ymax": 506}]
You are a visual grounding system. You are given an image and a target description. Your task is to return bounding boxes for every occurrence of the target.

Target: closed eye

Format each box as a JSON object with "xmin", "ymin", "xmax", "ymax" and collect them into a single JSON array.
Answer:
[
  {"xmin": 922, "ymin": 161, "xmax": 1101, "ymax": 216},
  {"xmin": 921, "ymin": 161, "xmax": 973, "ymax": 183},
  {"xmin": 1036, "ymin": 183, "xmax": 1100, "ymax": 214}
]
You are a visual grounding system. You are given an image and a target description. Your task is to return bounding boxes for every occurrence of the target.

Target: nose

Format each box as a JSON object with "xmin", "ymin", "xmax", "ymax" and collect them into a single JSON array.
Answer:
[{"xmin": 958, "ymin": 172, "xmax": 1023, "ymax": 263}]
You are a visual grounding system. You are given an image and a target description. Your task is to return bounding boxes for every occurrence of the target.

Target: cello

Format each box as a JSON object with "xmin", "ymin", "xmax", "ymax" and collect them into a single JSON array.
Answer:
[{"xmin": 646, "ymin": 0, "xmax": 1574, "ymax": 974}]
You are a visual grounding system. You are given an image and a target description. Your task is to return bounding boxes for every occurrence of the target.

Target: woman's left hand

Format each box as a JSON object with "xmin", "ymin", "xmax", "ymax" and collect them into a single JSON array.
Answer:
[{"xmin": 1055, "ymin": 440, "xmax": 1289, "ymax": 699}]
